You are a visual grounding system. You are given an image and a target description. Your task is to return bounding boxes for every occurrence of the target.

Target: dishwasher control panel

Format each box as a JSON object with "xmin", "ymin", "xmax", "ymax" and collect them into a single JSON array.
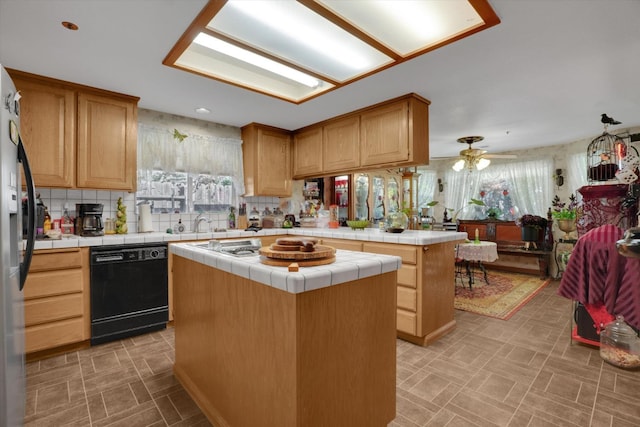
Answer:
[{"xmin": 91, "ymin": 244, "xmax": 167, "ymax": 264}]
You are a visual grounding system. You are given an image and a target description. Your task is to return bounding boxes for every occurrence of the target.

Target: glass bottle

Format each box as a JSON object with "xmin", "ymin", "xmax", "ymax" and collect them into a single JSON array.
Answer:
[
  {"xmin": 43, "ymin": 208, "xmax": 52, "ymax": 233},
  {"xmin": 228, "ymin": 206, "xmax": 236, "ymax": 229},
  {"xmin": 61, "ymin": 206, "xmax": 74, "ymax": 235}
]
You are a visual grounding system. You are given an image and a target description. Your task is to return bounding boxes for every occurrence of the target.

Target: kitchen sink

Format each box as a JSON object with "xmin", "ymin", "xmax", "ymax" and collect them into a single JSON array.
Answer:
[{"xmin": 192, "ymin": 238, "xmax": 262, "ymax": 257}]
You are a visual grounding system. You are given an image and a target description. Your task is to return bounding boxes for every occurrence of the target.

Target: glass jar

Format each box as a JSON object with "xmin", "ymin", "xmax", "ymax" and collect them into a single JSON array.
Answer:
[
  {"xmin": 329, "ymin": 204, "xmax": 339, "ymax": 228},
  {"xmin": 600, "ymin": 315, "xmax": 640, "ymax": 370},
  {"xmin": 384, "ymin": 211, "xmax": 409, "ymax": 233}
]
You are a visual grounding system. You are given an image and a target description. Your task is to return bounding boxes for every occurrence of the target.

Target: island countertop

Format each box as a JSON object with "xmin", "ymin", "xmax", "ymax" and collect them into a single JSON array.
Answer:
[
  {"xmin": 170, "ymin": 242, "xmax": 402, "ymax": 294},
  {"xmin": 30, "ymin": 227, "xmax": 467, "ymax": 250}
]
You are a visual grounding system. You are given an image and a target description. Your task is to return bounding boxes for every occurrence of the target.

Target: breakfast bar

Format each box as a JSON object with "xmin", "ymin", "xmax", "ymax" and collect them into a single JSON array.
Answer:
[{"xmin": 170, "ymin": 243, "xmax": 402, "ymax": 427}]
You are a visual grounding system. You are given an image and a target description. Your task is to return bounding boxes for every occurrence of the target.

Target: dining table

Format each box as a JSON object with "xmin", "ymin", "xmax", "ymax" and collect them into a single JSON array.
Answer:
[{"xmin": 456, "ymin": 241, "xmax": 499, "ymax": 289}]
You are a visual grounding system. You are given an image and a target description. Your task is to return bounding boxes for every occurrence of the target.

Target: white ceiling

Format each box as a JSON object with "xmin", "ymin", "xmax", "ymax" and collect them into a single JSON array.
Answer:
[{"xmin": 1, "ymin": 0, "xmax": 638, "ymax": 159}]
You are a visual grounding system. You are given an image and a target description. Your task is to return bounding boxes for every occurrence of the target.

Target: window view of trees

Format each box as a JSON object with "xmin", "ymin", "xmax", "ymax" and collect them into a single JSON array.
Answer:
[{"xmin": 137, "ymin": 170, "xmax": 236, "ymax": 214}]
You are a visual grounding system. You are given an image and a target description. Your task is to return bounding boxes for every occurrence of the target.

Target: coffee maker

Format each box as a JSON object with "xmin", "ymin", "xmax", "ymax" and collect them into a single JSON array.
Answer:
[{"xmin": 76, "ymin": 203, "xmax": 104, "ymax": 236}]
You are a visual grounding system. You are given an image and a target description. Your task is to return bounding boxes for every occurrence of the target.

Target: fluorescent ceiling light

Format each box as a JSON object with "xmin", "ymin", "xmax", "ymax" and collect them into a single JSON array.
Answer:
[
  {"xmin": 193, "ymin": 33, "xmax": 320, "ymax": 88},
  {"xmin": 164, "ymin": 0, "xmax": 500, "ymax": 104}
]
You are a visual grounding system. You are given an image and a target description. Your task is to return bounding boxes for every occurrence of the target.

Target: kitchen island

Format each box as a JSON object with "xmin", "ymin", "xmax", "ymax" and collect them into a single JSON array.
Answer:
[{"xmin": 170, "ymin": 243, "xmax": 401, "ymax": 427}]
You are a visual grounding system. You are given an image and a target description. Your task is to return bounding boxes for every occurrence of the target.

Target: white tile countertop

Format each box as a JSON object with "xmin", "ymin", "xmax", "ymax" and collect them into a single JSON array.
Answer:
[
  {"xmin": 170, "ymin": 242, "xmax": 402, "ymax": 294},
  {"xmin": 27, "ymin": 227, "xmax": 467, "ymax": 250}
]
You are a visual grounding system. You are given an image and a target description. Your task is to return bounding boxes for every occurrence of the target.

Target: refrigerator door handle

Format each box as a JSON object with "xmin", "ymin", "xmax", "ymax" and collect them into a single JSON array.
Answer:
[{"xmin": 18, "ymin": 136, "xmax": 35, "ymax": 290}]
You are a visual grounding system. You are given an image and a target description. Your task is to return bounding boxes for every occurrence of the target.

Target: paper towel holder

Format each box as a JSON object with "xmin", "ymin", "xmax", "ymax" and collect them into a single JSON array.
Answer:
[{"xmin": 138, "ymin": 201, "xmax": 154, "ymax": 233}]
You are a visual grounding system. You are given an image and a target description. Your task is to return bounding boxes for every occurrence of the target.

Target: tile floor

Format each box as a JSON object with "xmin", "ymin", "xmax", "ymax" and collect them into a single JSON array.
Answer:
[{"xmin": 25, "ymin": 280, "xmax": 640, "ymax": 426}]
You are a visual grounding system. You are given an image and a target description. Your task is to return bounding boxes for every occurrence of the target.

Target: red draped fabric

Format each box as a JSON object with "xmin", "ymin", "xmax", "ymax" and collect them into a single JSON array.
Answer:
[{"xmin": 558, "ymin": 224, "xmax": 640, "ymax": 330}]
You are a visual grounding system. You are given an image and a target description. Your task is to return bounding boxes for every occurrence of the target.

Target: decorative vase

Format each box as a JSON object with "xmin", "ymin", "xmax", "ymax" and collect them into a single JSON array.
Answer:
[{"xmin": 557, "ymin": 219, "xmax": 576, "ymax": 240}]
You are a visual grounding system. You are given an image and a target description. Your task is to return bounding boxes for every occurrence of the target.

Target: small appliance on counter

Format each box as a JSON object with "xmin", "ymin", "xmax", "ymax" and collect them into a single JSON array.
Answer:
[{"xmin": 76, "ymin": 203, "xmax": 104, "ymax": 236}]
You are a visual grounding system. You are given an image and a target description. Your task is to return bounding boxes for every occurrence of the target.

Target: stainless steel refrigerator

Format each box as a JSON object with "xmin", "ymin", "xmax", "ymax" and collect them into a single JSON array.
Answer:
[{"xmin": 1, "ymin": 64, "xmax": 36, "ymax": 426}]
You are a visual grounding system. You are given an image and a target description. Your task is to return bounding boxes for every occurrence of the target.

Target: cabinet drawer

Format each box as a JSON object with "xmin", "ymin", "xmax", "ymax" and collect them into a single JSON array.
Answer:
[
  {"xmin": 320, "ymin": 238, "xmax": 362, "ymax": 252},
  {"xmin": 30, "ymin": 249, "xmax": 83, "ymax": 272},
  {"xmin": 397, "ymin": 264, "xmax": 417, "ymax": 288},
  {"xmin": 397, "ymin": 286, "xmax": 417, "ymax": 312},
  {"xmin": 363, "ymin": 243, "xmax": 417, "ymax": 264},
  {"xmin": 396, "ymin": 309, "xmax": 417, "ymax": 335},
  {"xmin": 24, "ymin": 268, "xmax": 83, "ymax": 299},
  {"xmin": 25, "ymin": 318, "xmax": 85, "ymax": 354},
  {"xmin": 24, "ymin": 294, "xmax": 84, "ymax": 327}
]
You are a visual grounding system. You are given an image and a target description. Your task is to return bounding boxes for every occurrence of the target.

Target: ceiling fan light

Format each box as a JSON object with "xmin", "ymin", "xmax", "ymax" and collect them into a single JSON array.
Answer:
[
  {"xmin": 476, "ymin": 158, "xmax": 491, "ymax": 170},
  {"xmin": 452, "ymin": 159, "xmax": 466, "ymax": 171}
]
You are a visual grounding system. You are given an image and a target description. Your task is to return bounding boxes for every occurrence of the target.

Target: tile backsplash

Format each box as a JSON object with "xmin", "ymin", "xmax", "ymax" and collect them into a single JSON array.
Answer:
[{"xmin": 36, "ymin": 188, "xmax": 284, "ymax": 234}]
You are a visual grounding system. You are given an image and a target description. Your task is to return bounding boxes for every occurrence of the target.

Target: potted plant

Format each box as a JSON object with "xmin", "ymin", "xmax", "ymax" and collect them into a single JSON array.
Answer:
[
  {"xmin": 551, "ymin": 194, "xmax": 578, "ymax": 239},
  {"xmin": 516, "ymin": 214, "xmax": 548, "ymax": 246},
  {"xmin": 487, "ymin": 207, "xmax": 502, "ymax": 219}
]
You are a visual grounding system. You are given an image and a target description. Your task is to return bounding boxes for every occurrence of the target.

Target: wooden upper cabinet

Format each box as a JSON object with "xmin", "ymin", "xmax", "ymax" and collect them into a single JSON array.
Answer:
[
  {"xmin": 8, "ymin": 69, "xmax": 138, "ymax": 191},
  {"xmin": 242, "ymin": 123, "xmax": 292, "ymax": 197},
  {"xmin": 323, "ymin": 115, "xmax": 360, "ymax": 173},
  {"xmin": 293, "ymin": 126, "xmax": 323, "ymax": 177},
  {"xmin": 360, "ymin": 96, "xmax": 428, "ymax": 168},
  {"xmin": 291, "ymin": 93, "xmax": 429, "ymax": 178},
  {"xmin": 12, "ymin": 76, "xmax": 76, "ymax": 187},
  {"xmin": 76, "ymin": 93, "xmax": 137, "ymax": 190}
]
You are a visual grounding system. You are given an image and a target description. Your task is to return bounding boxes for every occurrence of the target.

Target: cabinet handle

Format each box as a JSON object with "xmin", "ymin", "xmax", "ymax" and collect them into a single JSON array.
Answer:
[{"xmin": 423, "ymin": 246, "xmax": 429, "ymax": 252}]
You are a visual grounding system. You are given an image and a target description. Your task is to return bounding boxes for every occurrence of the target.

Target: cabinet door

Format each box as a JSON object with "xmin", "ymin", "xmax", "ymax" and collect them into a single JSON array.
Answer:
[
  {"xmin": 360, "ymin": 100, "xmax": 409, "ymax": 167},
  {"xmin": 293, "ymin": 126, "xmax": 323, "ymax": 178},
  {"xmin": 76, "ymin": 92, "xmax": 137, "ymax": 190},
  {"xmin": 323, "ymin": 115, "xmax": 360, "ymax": 172},
  {"xmin": 13, "ymin": 77, "xmax": 76, "ymax": 187},
  {"xmin": 242, "ymin": 124, "xmax": 292, "ymax": 196}
]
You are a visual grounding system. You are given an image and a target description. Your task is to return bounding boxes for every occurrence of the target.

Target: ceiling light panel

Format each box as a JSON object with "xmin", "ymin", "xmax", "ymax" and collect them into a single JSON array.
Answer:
[
  {"xmin": 316, "ymin": 0, "xmax": 485, "ymax": 56},
  {"xmin": 207, "ymin": 0, "xmax": 393, "ymax": 82},
  {"xmin": 175, "ymin": 41, "xmax": 333, "ymax": 102}
]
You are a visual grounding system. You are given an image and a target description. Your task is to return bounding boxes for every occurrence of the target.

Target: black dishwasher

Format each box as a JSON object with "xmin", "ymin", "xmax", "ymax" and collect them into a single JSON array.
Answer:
[{"xmin": 90, "ymin": 243, "xmax": 168, "ymax": 345}]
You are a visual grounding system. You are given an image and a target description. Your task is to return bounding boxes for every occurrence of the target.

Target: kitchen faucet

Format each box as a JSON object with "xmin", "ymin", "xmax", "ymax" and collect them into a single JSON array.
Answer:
[{"xmin": 193, "ymin": 213, "xmax": 210, "ymax": 232}]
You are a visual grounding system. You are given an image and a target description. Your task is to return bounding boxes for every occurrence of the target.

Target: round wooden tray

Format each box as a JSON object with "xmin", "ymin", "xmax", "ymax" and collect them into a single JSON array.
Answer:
[
  {"xmin": 260, "ymin": 255, "xmax": 336, "ymax": 268},
  {"xmin": 259, "ymin": 245, "xmax": 335, "ymax": 260}
]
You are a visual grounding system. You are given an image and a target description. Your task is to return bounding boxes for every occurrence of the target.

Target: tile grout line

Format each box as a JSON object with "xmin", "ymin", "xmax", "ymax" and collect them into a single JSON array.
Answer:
[
  {"xmin": 504, "ymin": 296, "xmax": 573, "ymax": 427},
  {"xmin": 121, "ymin": 337, "xmax": 171, "ymax": 427},
  {"xmin": 588, "ymin": 361, "xmax": 606, "ymax": 427},
  {"xmin": 78, "ymin": 350, "xmax": 96, "ymax": 427}
]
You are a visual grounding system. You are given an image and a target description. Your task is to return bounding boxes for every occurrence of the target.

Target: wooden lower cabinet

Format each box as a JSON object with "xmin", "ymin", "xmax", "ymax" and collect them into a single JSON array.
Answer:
[
  {"xmin": 24, "ymin": 248, "xmax": 90, "ymax": 355},
  {"xmin": 361, "ymin": 240, "xmax": 461, "ymax": 346},
  {"xmin": 317, "ymin": 237, "xmax": 363, "ymax": 252}
]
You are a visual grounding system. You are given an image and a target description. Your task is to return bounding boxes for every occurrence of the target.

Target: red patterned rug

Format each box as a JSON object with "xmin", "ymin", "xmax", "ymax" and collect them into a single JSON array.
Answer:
[{"xmin": 454, "ymin": 269, "xmax": 551, "ymax": 320}]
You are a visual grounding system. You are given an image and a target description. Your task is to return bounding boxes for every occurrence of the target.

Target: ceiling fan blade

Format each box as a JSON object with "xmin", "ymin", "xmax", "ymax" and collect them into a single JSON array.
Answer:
[{"xmin": 483, "ymin": 154, "xmax": 517, "ymax": 159}]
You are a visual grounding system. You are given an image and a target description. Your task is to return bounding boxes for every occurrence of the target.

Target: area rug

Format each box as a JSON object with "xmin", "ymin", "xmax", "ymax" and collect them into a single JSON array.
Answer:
[{"xmin": 454, "ymin": 270, "xmax": 551, "ymax": 320}]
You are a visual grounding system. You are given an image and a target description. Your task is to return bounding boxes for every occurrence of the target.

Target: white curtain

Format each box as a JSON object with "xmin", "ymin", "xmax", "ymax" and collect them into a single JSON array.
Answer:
[
  {"xmin": 444, "ymin": 169, "xmax": 482, "ymax": 218},
  {"xmin": 416, "ymin": 168, "xmax": 437, "ymax": 209},
  {"xmin": 445, "ymin": 158, "xmax": 554, "ymax": 219},
  {"xmin": 567, "ymin": 152, "xmax": 587, "ymax": 198},
  {"xmin": 138, "ymin": 124, "xmax": 245, "ymax": 194}
]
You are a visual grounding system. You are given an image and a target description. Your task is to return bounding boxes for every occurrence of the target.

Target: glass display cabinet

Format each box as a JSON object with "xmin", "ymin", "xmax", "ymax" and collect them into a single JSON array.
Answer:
[{"xmin": 351, "ymin": 171, "xmax": 402, "ymax": 223}]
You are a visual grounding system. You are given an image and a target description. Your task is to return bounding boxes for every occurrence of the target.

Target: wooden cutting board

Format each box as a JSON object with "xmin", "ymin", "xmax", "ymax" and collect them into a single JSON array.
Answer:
[
  {"xmin": 259, "ymin": 245, "xmax": 335, "ymax": 260},
  {"xmin": 260, "ymin": 256, "xmax": 336, "ymax": 268}
]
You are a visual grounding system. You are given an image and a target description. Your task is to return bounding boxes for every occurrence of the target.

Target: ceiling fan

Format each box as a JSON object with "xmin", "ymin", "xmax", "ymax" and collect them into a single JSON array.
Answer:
[{"xmin": 449, "ymin": 136, "xmax": 517, "ymax": 171}]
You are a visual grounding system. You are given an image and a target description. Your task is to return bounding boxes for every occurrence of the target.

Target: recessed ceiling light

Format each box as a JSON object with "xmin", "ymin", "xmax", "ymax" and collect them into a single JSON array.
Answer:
[
  {"xmin": 195, "ymin": 107, "xmax": 211, "ymax": 114},
  {"xmin": 61, "ymin": 21, "xmax": 78, "ymax": 31},
  {"xmin": 164, "ymin": 0, "xmax": 500, "ymax": 104}
]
